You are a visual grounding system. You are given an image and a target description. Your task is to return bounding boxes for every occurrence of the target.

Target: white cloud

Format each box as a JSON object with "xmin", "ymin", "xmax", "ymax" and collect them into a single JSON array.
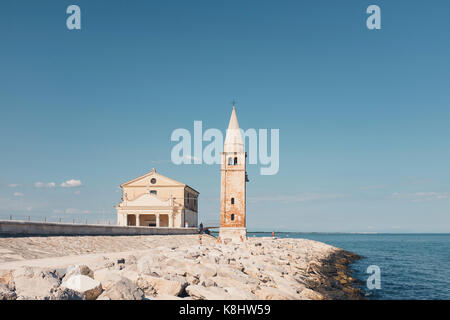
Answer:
[
  {"xmin": 360, "ymin": 185, "xmax": 385, "ymax": 190},
  {"xmin": 151, "ymin": 160, "xmax": 172, "ymax": 164},
  {"xmin": 8, "ymin": 184, "xmax": 21, "ymax": 188},
  {"xmin": 13, "ymin": 192, "xmax": 24, "ymax": 197},
  {"xmin": 61, "ymin": 179, "xmax": 82, "ymax": 188},
  {"xmin": 392, "ymin": 192, "xmax": 449, "ymax": 202},
  {"xmin": 65, "ymin": 208, "xmax": 80, "ymax": 214},
  {"xmin": 34, "ymin": 182, "xmax": 56, "ymax": 188},
  {"xmin": 248, "ymin": 192, "xmax": 350, "ymax": 204},
  {"xmin": 64, "ymin": 208, "xmax": 91, "ymax": 214}
]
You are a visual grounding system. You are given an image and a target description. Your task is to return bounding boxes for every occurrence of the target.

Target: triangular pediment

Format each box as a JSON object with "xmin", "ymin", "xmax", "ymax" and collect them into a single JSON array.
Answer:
[
  {"xmin": 121, "ymin": 169, "xmax": 185, "ymax": 188},
  {"xmin": 125, "ymin": 193, "xmax": 172, "ymax": 207}
]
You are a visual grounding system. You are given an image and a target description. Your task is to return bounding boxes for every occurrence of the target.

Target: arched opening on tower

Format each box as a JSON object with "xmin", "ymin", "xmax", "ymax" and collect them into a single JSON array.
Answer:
[{"xmin": 234, "ymin": 157, "xmax": 238, "ymax": 165}]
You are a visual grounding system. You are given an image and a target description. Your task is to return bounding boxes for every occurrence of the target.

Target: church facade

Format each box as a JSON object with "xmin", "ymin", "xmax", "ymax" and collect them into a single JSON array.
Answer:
[
  {"xmin": 219, "ymin": 105, "xmax": 248, "ymax": 243},
  {"xmin": 116, "ymin": 168, "xmax": 199, "ymax": 228}
]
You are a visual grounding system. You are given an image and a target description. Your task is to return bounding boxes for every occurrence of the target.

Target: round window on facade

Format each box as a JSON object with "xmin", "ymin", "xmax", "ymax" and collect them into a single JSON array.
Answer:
[{"xmin": 151, "ymin": 178, "xmax": 156, "ymax": 184}]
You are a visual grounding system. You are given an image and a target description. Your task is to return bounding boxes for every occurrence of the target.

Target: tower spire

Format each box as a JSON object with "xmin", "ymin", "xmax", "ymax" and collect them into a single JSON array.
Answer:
[{"xmin": 224, "ymin": 106, "xmax": 244, "ymax": 152}]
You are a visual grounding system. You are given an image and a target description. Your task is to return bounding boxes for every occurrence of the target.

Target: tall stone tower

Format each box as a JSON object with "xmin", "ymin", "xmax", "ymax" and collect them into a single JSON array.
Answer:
[{"xmin": 219, "ymin": 105, "xmax": 248, "ymax": 243}]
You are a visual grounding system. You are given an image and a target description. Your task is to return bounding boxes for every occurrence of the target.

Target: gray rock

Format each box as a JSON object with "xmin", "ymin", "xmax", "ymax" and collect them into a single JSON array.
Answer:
[
  {"xmin": 100, "ymin": 278, "xmax": 144, "ymax": 300},
  {"xmin": 223, "ymin": 287, "xmax": 257, "ymax": 300},
  {"xmin": 125, "ymin": 255, "xmax": 137, "ymax": 265},
  {"xmin": 94, "ymin": 268, "xmax": 125, "ymax": 290},
  {"xmin": 50, "ymin": 287, "xmax": 85, "ymax": 300},
  {"xmin": 61, "ymin": 275, "xmax": 103, "ymax": 300},
  {"xmin": 185, "ymin": 285, "xmax": 232, "ymax": 300},
  {"xmin": 254, "ymin": 286, "xmax": 298, "ymax": 300},
  {"xmin": 137, "ymin": 254, "xmax": 160, "ymax": 275},
  {"xmin": 0, "ymin": 270, "xmax": 14, "ymax": 290},
  {"xmin": 96, "ymin": 292, "xmax": 111, "ymax": 300},
  {"xmin": 298, "ymin": 288, "xmax": 324, "ymax": 300},
  {"xmin": 185, "ymin": 263, "xmax": 217, "ymax": 279},
  {"xmin": 63, "ymin": 265, "xmax": 94, "ymax": 281},
  {"xmin": 13, "ymin": 267, "xmax": 60, "ymax": 299},
  {"xmin": 137, "ymin": 275, "xmax": 187, "ymax": 297},
  {"xmin": 0, "ymin": 283, "xmax": 16, "ymax": 300},
  {"xmin": 53, "ymin": 268, "xmax": 67, "ymax": 280}
]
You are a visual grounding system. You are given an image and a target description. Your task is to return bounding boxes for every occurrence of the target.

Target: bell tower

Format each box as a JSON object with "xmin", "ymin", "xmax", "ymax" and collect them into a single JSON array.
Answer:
[{"xmin": 219, "ymin": 104, "xmax": 248, "ymax": 243}]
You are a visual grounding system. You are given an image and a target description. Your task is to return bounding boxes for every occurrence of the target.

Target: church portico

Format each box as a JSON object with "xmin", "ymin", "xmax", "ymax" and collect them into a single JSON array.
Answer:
[
  {"xmin": 116, "ymin": 168, "xmax": 199, "ymax": 228},
  {"xmin": 120, "ymin": 211, "xmax": 175, "ymax": 227}
]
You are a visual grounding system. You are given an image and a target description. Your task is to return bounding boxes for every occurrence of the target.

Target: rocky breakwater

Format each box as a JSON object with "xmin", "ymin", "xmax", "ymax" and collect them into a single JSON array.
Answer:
[{"xmin": 0, "ymin": 236, "xmax": 363, "ymax": 300}]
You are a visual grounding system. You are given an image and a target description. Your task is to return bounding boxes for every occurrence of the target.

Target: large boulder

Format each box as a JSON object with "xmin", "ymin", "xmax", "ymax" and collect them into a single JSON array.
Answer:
[
  {"xmin": 185, "ymin": 248, "xmax": 202, "ymax": 260},
  {"xmin": 63, "ymin": 265, "xmax": 94, "ymax": 281},
  {"xmin": 137, "ymin": 254, "xmax": 161, "ymax": 276},
  {"xmin": 13, "ymin": 267, "xmax": 60, "ymax": 299},
  {"xmin": 118, "ymin": 269, "xmax": 139, "ymax": 282},
  {"xmin": 148, "ymin": 294, "xmax": 187, "ymax": 300},
  {"xmin": 94, "ymin": 268, "xmax": 124, "ymax": 290},
  {"xmin": 99, "ymin": 278, "xmax": 144, "ymax": 300},
  {"xmin": 61, "ymin": 275, "xmax": 103, "ymax": 300},
  {"xmin": 254, "ymin": 286, "xmax": 298, "ymax": 300},
  {"xmin": 137, "ymin": 275, "xmax": 187, "ymax": 297},
  {"xmin": 50, "ymin": 287, "xmax": 85, "ymax": 300},
  {"xmin": 164, "ymin": 258, "xmax": 185, "ymax": 270},
  {"xmin": 299, "ymin": 288, "xmax": 325, "ymax": 300},
  {"xmin": 216, "ymin": 267, "xmax": 257, "ymax": 286},
  {"xmin": 212, "ymin": 276, "xmax": 247, "ymax": 289},
  {"xmin": 185, "ymin": 285, "xmax": 232, "ymax": 300},
  {"xmin": 0, "ymin": 270, "xmax": 14, "ymax": 290},
  {"xmin": 184, "ymin": 263, "xmax": 217, "ymax": 279},
  {"xmin": 223, "ymin": 287, "xmax": 257, "ymax": 300},
  {"xmin": 0, "ymin": 283, "xmax": 16, "ymax": 300},
  {"xmin": 269, "ymin": 274, "xmax": 306, "ymax": 298}
]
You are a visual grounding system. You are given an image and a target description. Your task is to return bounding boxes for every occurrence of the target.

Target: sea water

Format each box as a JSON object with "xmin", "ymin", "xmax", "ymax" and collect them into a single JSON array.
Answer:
[{"xmin": 246, "ymin": 232, "xmax": 450, "ymax": 300}]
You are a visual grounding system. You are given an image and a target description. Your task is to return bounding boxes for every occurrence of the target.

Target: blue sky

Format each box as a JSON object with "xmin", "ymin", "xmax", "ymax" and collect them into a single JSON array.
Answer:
[{"xmin": 1, "ymin": 0, "xmax": 449, "ymax": 232}]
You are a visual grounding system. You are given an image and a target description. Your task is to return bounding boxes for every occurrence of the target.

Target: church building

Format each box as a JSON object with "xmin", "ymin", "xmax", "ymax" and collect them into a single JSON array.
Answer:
[
  {"xmin": 116, "ymin": 168, "xmax": 199, "ymax": 228},
  {"xmin": 219, "ymin": 105, "xmax": 249, "ymax": 242}
]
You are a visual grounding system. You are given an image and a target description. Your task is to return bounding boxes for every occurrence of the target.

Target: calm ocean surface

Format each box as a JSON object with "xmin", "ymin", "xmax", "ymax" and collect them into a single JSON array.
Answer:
[{"xmin": 246, "ymin": 232, "xmax": 450, "ymax": 300}]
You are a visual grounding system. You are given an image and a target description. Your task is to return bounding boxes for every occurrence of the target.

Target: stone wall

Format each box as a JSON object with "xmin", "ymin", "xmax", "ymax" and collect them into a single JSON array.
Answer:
[{"xmin": 0, "ymin": 220, "xmax": 199, "ymax": 237}]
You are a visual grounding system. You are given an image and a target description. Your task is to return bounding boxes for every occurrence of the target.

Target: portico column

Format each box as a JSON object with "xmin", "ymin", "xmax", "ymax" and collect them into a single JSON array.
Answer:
[
  {"xmin": 136, "ymin": 214, "xmax": 140, "ymax": 227},
  {"xmin": 156, "ymin": 214, "xmax": 160, "ymax": 227},
  {"xmin": 169, "ymin": 214, "xmax": 173, "ymax": 228}
]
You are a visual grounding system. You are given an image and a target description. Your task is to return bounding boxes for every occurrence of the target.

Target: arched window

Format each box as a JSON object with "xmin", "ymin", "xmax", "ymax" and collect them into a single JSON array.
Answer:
[
  {"xmin": 231, "ymin": 198, "xmax": 235, "ymax": 204},
  {"xmin": 150, "ymin": 190, "xmax": 157, "ymax": 195},
  {"xmin": 228, "ymin": 157, "xmax": 233, "ymax": 165},
  {"xmin": 231, "ymin": 214, "xmax": 235, "ymax": 221},
  {"xmin": 234, "ymin": 157, "xmax": 238, "ymax": 165}
]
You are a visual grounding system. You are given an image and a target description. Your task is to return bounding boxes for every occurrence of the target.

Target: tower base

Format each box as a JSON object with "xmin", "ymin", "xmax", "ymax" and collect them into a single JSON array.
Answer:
[{"xmin": 218, "ymin": 227, "xmax": 247, "ymax": 243}]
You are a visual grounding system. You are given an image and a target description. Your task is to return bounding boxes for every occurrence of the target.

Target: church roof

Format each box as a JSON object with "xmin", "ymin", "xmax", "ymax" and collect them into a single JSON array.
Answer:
[
  {"xmin": 224, "ymin": 105, "xmax": 244, "ymax": 153},
  {"xmin": 120, "ymin": 168, "xmax": 199, "ymax": 194}
]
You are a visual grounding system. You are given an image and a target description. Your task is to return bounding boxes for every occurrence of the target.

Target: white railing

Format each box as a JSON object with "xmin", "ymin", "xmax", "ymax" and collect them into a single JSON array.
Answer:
[{"xmin": 0, "ymin": 214, "xmax": 115, "ymax": 226}]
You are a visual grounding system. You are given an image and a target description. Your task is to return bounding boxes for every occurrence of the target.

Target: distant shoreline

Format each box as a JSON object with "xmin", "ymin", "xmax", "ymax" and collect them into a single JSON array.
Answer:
[{"xmin": 210, "ymin": 231, "xmax": 450, "ymax": 235}]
